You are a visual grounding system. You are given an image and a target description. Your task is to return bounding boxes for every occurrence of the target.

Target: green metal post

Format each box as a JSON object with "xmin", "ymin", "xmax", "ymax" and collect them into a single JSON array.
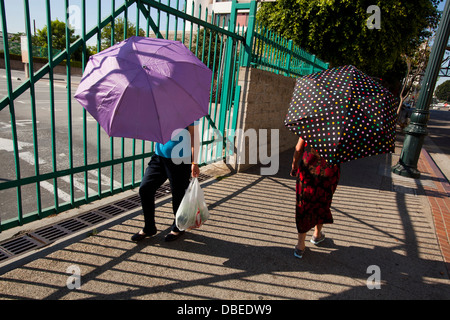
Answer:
[
  {"xmin": 65, "ymin": 0, "xmax": 74, "ymax": 203},
  {"xmin": 122, "ymin": 2, "xmax": 127, "ymax": 192},
  {"xmin": 96, "ymin": 0, "xmax": 102, "ymax": 196},
  {"xmin": 174, "ymin": 0, "xmax": 179, "ymax": 40},
  {"xmin": 392, "ymin": 0, "xmax": 450, "ymax": 178},
  {"xmin": 111, "ymin": 0, "xmax": 116, "ymax": 194},
  {"xmin": 82, "ymin": 0, "xmax": 88, "ymax": 201},
  {"xmin": 1, "ymin": 0, "xmax": 23, "ymax": 226},
  {"xmin": 241, "ymin": 0, "xmax": 257, "ymax": 67},
  {"xmin": 165, "ymin": 0, "xmax": 169, "ymax": 38},
  {"xmin": 310, "ymin": 54, "xmax": 316, "ymax": 74},
  {"xmin": 285, "ymin": 39, "xmax": 293, "ymax": 76},
  {"xmin": 45, "ymin": 0, "xmax": 59, "ymax": 208},
  {"xmin": 217, "ymin": 0, "xmax": 238, "ymax": 154},
  {"xmin": 23, "ymin": 0, "xmax": 42, "ymax": 216}
]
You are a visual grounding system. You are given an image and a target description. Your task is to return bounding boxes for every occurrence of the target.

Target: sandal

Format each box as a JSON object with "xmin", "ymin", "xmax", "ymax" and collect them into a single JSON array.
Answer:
[
  {"xmin": 294, "ymin": 246, "xmax": 305, "ymax": 259},
  {"xmin": 310, "ymin": 232, "xmax": 325, "ymax": 245}
]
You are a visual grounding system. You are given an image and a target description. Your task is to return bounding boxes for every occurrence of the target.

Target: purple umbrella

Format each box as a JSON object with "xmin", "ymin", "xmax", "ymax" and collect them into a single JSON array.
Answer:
[{"xmin": 74, "ymin": 36, "xmax": 212, "ymax": 144}]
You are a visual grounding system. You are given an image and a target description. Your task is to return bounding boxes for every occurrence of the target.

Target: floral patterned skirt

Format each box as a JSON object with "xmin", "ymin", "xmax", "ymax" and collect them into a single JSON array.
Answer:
[{"xmin": 295, "ymin": 148, "xmax": 340, "ymax": 233}]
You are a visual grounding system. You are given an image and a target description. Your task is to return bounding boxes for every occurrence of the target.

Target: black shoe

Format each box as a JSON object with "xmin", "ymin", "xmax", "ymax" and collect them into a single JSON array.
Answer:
[
  {"xmin": 164, "ymin": 231, "xmax": 185, "ymax": 242},
  {"xmin": 131, "ymin": 229, "xmax": 156, "ymax": 242}
]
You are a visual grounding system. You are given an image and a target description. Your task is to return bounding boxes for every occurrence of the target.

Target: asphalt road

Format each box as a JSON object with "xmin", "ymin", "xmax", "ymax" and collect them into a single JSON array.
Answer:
[
  {"xmin": 424, "ymin": 108, "xmax": 450, "ymax": 182},
  {"xmin": 428, "ymin": 109, "xmax": 450, "ymax": 155}
]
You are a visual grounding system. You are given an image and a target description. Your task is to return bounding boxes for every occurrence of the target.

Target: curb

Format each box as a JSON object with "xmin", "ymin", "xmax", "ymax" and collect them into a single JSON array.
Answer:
[{"xmin": 419, "ymin": 148, "xmax": 450, "ymax": 278}]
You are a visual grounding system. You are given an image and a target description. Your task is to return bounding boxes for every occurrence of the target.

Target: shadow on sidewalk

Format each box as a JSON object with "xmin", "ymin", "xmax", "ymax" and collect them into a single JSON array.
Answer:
[
  {"xmin": 1, "ymin": 138, "xmax": 449, "ymax": 300},
  {"xmin": 28, "ymin": 227, "xmax": 450, "ymax": 300}
]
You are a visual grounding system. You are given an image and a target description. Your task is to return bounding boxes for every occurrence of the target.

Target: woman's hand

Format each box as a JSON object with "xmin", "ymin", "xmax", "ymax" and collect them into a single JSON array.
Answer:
[
  {"xmin": 290, "ymin": 162, "xmax": 299, "ymax": 177},
  {"xmin": 291, "ymin": 137, "xmax": 305, "ymax": 177},
  {"xmin": 191, "ymin": 163, "xmax": 200, "ymax": 178}
]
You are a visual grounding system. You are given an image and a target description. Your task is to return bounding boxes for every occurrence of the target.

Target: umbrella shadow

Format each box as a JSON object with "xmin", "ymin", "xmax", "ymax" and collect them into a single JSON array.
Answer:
[
  {"xmin": 27, "ymin": 162, "xmax": 450, "ymax": 300},
  {"xmin": 22, "ymin": 140, "xmax": 448, "ymax": 300}
]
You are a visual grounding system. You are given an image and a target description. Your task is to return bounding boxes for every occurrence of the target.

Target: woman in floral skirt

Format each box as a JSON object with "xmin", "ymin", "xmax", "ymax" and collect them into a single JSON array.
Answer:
[{"xmin": 290, "ymin": 137, "xmax": 340, "ymax": 259}]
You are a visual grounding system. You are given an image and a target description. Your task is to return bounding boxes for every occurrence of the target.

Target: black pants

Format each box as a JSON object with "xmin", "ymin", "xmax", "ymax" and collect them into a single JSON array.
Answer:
[{"xmin": 139, "ymin": 155, "xmax": 191, "ymax": 234}]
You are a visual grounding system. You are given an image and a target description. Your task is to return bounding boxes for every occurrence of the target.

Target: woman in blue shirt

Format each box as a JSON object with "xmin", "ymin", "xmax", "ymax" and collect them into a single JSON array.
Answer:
[{"xmin": 132, "ymin": 124, "xmax": 199, "ymax": 242}]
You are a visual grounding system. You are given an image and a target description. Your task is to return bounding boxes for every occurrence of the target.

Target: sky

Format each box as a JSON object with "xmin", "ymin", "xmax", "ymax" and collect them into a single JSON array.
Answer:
[
  {"xmin": 3, "ymin": 0, "xmax": 447, "ymax": 36},
  {"xmin": 1, "ymin": 0, "xmax": 187, "ymax": 46},
  {"xmin": 3, "ymin": 0, "xmax": 141, "ymax": 35},
  {"xmin": 431, "ymin": 0, "xmax": 449, "ymax": 87}
]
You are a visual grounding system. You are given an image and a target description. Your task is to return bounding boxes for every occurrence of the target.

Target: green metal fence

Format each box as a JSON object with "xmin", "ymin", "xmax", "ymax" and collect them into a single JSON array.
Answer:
[
  {"xmin": 0, "ymin": 0, "xmax": 327, "ymax": 232},
  {"xmin": 2, "ymin": 41, "xmax": 61, "ymax": 59},
  {"xmin": 251, "ymin": 22, "xmax": 329, "ymax": 77}
]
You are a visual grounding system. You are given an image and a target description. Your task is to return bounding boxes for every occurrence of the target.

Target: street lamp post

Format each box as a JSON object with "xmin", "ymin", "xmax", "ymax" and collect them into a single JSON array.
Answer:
[{"xmin": 392, "ymin": 0, "xmax": 450, "ymax": 178}]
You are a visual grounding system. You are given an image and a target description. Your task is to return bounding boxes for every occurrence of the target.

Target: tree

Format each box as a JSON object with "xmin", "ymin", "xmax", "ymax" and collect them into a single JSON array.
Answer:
[
  {"xmin": 435, "ymin": 79, "xmax": 450, "ymax": 102},
  {"xmin": 34, "ymin": 19, "xmax": 94, "ymax": 61},
  {"xmin": 191, "ymin": 28, "xmax": 224, "ymax": 71},
  {"xmin": 397, "ymin": 37, "xmax": 433, "ymax": 113},
  {"xmin": 35, "ymin": 19, "xmax": 79, "ymax": 51},
  {"xmin": 100, "ymin": 17, "xmax": 145, "ymax": 51},
  {"xmin": 191, "ymin": 28, "xmax": 225, "ymax": 102},
  {"xmin": 9, "ymin": 32, "xmax": 25, "ymax": 43},
  {"xmin": 256, "ymin": 0, "xmax": 441, "ymax": 92}
]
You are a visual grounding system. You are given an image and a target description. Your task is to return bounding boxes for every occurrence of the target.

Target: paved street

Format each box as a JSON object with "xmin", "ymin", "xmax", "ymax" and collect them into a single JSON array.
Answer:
[{"xmin": 426, "ymin": 109, "xmax": 450, "ymax": 182}]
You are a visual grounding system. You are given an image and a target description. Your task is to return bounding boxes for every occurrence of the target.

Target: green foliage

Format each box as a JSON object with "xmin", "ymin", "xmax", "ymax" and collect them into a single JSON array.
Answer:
[
  {"xmin": 191, "ymin": 28, "xmax": 225, "ymax": 103},
  {"xmin": 2, "ymin": 51, "xmax": 83, "ymax": 69},
  {"xmin": 191, "ymin": 28, "xmax": 224, "ymax": 71},
  {"xmin": 34, "ymin": 19, "xmax": 95, "ymax": 61},
  {"xmin": 33, "ymin": 18, "xmax": 145, "ymax": 60},
  {"xmin": 100, "ymin": 17, "xmax": 145, "ymax": 51},
  {"xmin": 256, "ymin": 0, "xmax": 441, "ymax": 90},
  {"xmin": 34, "ymin": 19, "xmax": 79, "ymax": 52},
  {"xmin": 435, "ymin": 80, "xmax": 450, "ymax": 102}
]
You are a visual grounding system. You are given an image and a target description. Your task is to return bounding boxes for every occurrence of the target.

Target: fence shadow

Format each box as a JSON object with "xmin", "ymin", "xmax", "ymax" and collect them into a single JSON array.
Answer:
[{"xmin": 1, "ymin": 157, "xmax": 449, "ymax": 299}]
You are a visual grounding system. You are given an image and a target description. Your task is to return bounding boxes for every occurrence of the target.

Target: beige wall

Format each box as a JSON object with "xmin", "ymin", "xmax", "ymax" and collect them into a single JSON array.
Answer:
[{"xmin": 226, "ymin": 67, "xmax": 298, "ymax": 173}]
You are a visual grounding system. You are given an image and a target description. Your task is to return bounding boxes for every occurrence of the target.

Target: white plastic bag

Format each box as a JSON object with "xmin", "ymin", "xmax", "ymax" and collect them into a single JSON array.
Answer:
[{"xmin": 175, "ymin": 178, "xmax": 209, "ymax": 231}]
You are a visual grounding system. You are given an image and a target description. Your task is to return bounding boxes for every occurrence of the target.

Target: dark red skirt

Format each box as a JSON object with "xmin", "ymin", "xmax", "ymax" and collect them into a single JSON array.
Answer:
[{"xmin": 295, "ymin": 148, "xmax": 340, "ymax": 233}]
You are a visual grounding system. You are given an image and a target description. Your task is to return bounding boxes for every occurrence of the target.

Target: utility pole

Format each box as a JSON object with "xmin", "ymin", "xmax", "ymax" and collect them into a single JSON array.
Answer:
[{"xmin": 392, "ymin": 0, "xmax": 450, "ymax": 178}]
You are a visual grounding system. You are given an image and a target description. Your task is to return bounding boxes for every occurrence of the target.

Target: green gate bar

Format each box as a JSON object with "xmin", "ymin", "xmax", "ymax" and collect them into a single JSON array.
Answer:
[
  {"xmin": 0, "ymin": 0, "xmax": 325, "ymax": 232},
  {"xmin": 23, "ymin": 0, "xmax": 41, "ymax": 218},
  {"xmin": 0, "ymin": 0, "xmax": 23, "ymax": 225}
]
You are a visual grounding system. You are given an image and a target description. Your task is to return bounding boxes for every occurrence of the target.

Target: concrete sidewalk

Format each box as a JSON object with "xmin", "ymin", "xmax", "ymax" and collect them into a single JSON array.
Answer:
[{"xmin": 0, "ymin": 132, "xmax": 449, "ymax": 300}]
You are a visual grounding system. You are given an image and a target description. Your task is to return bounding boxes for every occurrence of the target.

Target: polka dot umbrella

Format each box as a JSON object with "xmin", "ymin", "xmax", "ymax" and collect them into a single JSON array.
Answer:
[{"xmin": 285, "ymin": 65, "xmax": 397, "ymax": 164}]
